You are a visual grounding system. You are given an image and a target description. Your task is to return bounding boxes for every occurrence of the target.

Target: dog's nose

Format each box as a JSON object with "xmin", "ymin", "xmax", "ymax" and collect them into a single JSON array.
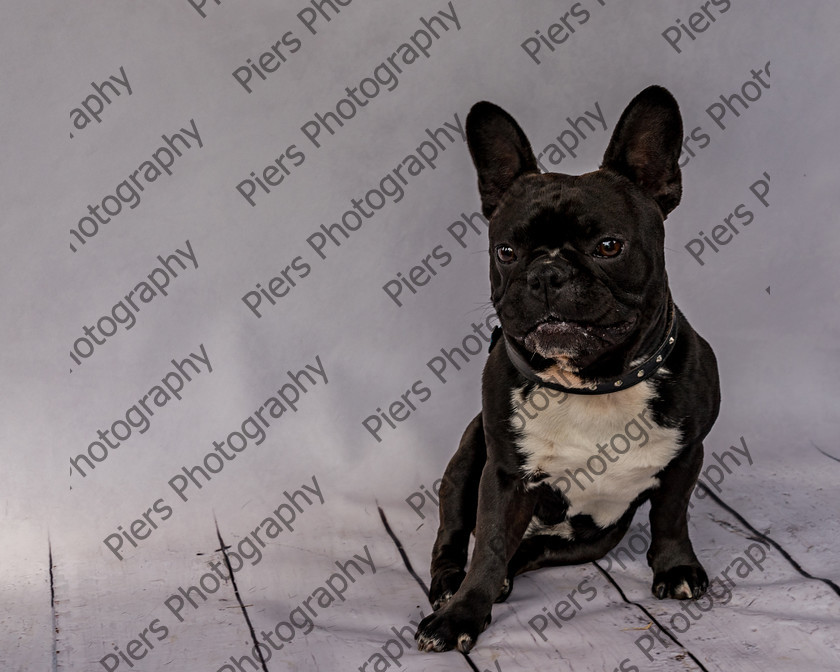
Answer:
[{"xmin": 527, "ymin": 262, "xmax": 572, "ymax": 295}]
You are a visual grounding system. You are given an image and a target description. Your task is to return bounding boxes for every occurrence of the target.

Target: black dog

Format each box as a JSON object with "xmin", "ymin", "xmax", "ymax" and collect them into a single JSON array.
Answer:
[{"xmin": 416, "ymin": 86, "xmax": 720, "ymax": 653}]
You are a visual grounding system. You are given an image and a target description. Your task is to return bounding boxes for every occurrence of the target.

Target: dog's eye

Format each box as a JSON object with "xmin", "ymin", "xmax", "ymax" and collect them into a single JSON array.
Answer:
[
  {"xmin": 594, "ymin": 238, "xmax": 623, "ymax": 258},
  {"xmin": 495, "ymin": 245, "xmax": 517, "ymax": 263}
]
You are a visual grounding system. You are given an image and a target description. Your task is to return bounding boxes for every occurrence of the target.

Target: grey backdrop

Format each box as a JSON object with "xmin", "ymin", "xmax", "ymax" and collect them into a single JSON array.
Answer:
[{"xmin": 2, "ymin": 1, "xmax": 839, "ymax": 670}]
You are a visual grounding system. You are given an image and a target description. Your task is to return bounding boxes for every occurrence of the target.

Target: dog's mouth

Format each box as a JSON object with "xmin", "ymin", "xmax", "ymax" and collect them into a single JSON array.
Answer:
[{"xmin": 522, "ymin": 316, "xmax": 636, "ymax": 358}]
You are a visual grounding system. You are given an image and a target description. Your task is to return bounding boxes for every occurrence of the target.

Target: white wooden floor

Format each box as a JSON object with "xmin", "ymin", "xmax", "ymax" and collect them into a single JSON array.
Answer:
[{"xmin": 5, "ymin": 428, "xmax": 840, "ymax": 671}]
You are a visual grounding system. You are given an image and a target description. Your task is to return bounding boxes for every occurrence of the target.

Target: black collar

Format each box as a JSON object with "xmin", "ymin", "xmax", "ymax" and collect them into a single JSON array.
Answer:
[{"xmin": 500, "ymin": 303, "xmax": 678, "ymax": 395}]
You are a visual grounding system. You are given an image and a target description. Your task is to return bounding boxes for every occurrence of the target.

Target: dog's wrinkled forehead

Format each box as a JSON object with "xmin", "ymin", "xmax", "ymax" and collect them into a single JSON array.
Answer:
[{"xmin": 489, "ymin": 171, "xmax": 658, "ymax": 245}]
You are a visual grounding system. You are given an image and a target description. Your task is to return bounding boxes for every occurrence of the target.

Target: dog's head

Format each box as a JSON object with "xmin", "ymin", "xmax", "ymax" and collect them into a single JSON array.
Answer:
[{"xmin": 466, "ymin": 86, "xmax": 683, "ymax": 378}]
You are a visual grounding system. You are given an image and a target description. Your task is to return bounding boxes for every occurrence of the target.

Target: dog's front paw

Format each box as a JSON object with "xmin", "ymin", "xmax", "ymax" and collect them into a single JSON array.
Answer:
[
  {"xmin": 415, "ymin": 604, "xmax": 490, "ymax": 653},
  {"xmin": 429, "ymin": 569, "xmax": 465, "ymax": 610},
  {"xmin": 652, "ymin": 564, "xmax": 709, "ymax": 600}
]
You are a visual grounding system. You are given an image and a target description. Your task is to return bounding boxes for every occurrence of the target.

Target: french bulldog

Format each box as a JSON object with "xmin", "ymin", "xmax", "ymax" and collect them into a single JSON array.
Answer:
[{"xmin": 416, "ymin": 86, "xmax": 721, "ymax": 653}]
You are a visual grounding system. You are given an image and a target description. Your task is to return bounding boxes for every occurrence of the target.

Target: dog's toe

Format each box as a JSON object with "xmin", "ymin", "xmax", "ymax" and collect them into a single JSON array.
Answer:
[
  {"xmin": 652, "ymin": 565, "xmax": 709, "ymax": 600},
  {"xmin": 495, "ymin": 576, "xmax": 513, "ymax": 603},
  {"xmin": 432, "ymin": 590, "xmax": 454, "ymax": 610}
]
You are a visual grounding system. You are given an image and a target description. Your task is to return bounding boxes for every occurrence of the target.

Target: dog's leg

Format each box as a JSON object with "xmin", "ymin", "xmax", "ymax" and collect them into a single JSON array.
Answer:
[
  {"xmin": 417, "ymin": 453, "xmax": 536, "ymax": 653},
  {"xmin": 501, "ymin": 515, "xmax": 634, "ymax": 599},
  {"xmin": 647, "ymin": 441, "xmax": 709, "ymax": 599},
  {"xmin": 429, "ymin": 412, "xmax": 486, "ymax": 609}
]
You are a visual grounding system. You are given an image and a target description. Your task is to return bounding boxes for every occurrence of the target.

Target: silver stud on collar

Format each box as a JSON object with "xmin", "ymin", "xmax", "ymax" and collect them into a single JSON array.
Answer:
[
  {"xmin": 669, "ymin": 337, "xmax": 675, "ymax": 345},
  {"xmin": 637, "ymin": 370, "xmax": 645, "ymax": 377},
  {"xmin": 614, "ymin": 380, "xmax": 623, "ymax": 387},
  {"xmin": 656, "ymin": 355, "xmax": 663, "ymax": 363}
]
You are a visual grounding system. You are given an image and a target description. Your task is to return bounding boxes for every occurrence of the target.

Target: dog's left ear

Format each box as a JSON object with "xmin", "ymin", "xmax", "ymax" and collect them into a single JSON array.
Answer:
[
  {"xmin": 601, "ymin": 86, "xmax": 683, "ymax": 216},
  {"xmin": 466, "ymin": 101, "xmax": 540, "ymax": 218}
]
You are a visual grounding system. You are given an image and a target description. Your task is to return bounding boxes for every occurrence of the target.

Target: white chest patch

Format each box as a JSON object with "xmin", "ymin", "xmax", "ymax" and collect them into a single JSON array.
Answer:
[{"xmin": 511, "ymin": 380, "xmax": 681, "ymax": 530}]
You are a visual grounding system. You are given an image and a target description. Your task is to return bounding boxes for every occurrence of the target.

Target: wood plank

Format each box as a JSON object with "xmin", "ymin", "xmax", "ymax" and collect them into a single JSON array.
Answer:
[
  {"xmin": 0, "ymin": 523, "xmax": 53, "ymax": 672},
  {"xmin": 595, "ymin": 500, "xmax": 840, "ymax": 672},
  {"xmin": 50, "ymin": 527, "xmax": 253, "ymax": 671}
]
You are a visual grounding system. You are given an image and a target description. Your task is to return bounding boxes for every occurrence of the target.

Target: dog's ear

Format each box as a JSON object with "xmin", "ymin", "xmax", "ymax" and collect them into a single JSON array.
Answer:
[
  {"xmin": 601, "ymin": 86, "xmax": 683, "ymax": 216},
  {"xmin": 466, "ymin": 102, "xmax": 539, "ymax": 218}
]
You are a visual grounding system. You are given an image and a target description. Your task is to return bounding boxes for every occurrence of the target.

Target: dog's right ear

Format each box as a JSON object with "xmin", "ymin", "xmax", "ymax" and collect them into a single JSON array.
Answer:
[
  {"xmin": 600, "ymin": 86, "xmax": 683, "ymax": 216},
  {"xmin": 466, "ymin": 102, "xmax": 539, "ymax": 218}
]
